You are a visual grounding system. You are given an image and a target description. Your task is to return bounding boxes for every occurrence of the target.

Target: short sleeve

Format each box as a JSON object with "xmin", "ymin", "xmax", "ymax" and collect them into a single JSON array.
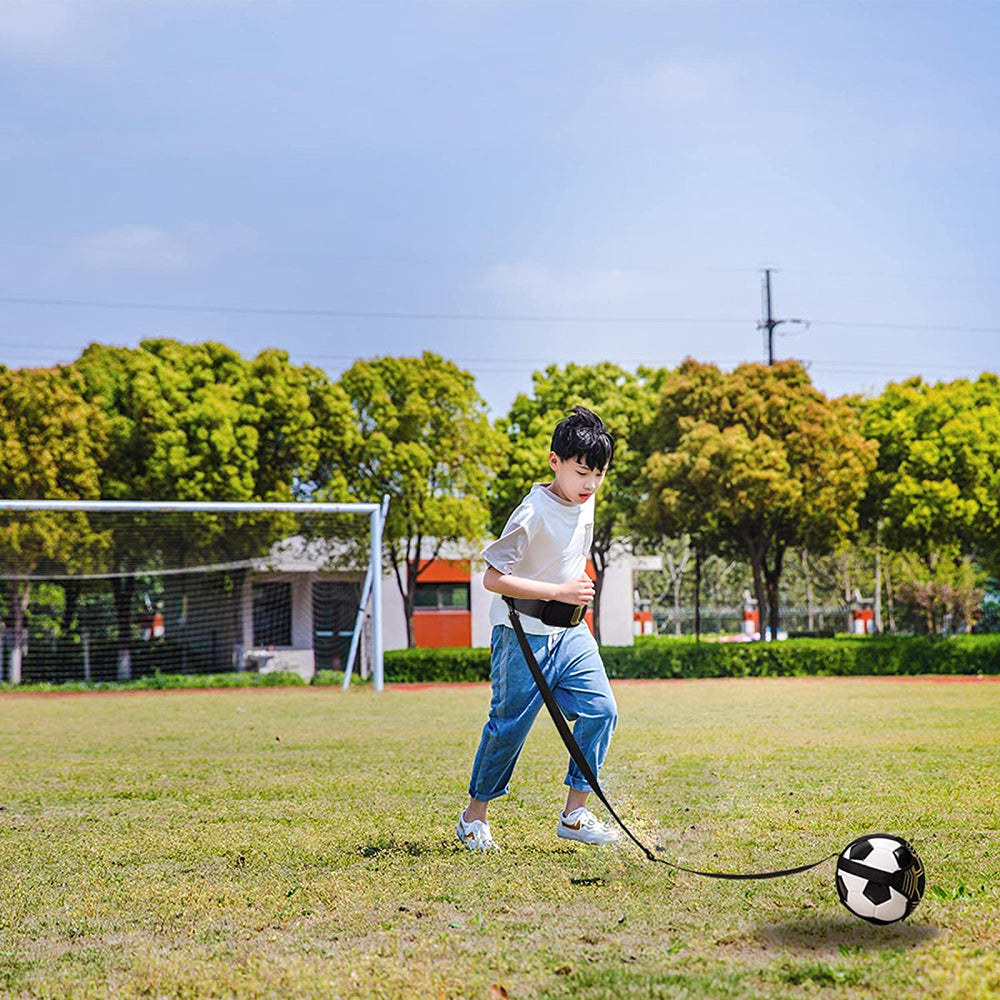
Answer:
[{"xmin": 481, "ymin": 504, "xmax": 533, "ymax": 576}]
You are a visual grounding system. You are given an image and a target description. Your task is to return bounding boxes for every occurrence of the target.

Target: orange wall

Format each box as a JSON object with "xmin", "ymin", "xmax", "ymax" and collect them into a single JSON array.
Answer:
[
  {"xmin": 419, "ymin": 559, "xmax": 470, "ymax": 583},
  {"xmin": 412, "ymin": 557, "xmax": 593, "ymax": 647},
  {"xmin": 413, "ymin": 609, "xmax": 472, "ymax": 648}
]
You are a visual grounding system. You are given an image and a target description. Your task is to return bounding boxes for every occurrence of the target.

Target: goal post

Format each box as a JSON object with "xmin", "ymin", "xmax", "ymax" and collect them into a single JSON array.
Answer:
[{"xmin": 0, "ymin": 498, "xmax": 387, "ymax": 691}]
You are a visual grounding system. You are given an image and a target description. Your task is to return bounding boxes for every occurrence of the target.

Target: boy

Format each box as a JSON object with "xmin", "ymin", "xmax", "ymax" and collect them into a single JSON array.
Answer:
[{"xmin": 457, "ymin": 405, "xmax": 620, "ymax": 852}]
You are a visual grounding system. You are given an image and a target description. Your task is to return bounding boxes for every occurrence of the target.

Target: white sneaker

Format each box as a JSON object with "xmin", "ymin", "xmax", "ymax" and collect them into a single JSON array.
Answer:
[
  {"xmin": 557, "ymin": 807, "xmax": 621, "ymax": 845},
  {"xmin": 456, "ymin": 811, "xmax": 502, "ymax": 853}
]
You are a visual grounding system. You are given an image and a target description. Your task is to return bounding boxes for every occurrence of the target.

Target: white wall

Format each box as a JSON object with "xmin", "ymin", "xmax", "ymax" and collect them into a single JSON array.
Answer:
[
  {"xmin": 383, "ymin": 571, "xmax": 408, "ymax": 650},
  {"xmin": 597, "ymin": 549, "xmax": 635, "ymax": 646},
  {"xmin": 470, "ymin": 559, "xmax": 493, "ymax": 648}
]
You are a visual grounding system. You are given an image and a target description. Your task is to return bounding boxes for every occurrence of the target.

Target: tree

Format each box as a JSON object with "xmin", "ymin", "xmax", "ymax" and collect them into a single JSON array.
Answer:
[
  {"xmin": 642, "ymin": 360, "xmax": 876, "ymax": 639},
  {"xmin": 892, "ymin": 548, "xmax": 983, "ymax": 634},
  {"xmin": 335, "ymin": 352, "xmax": 507, "ymax": 647},
  {"xmin": 862, "ymin": 374, "xmax": 1000, "ymax": 581},
  {"xmin": 859, "ymin": 374, "xmax": 1000, "ymax": 634},
  {"xmin": 492, "ymin": 363, "xmax": 655, "ymax": 642},
  {"xmin": 0, "ymin": 366, "xmax": 107, "ymax": 682},
  {"xmin": 73, "ymin": 339, "xmax": 354, "ymax": 677}
]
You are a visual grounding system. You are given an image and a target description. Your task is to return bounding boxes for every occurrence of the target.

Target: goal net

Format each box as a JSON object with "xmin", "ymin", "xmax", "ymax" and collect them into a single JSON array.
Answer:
[{"xmin": 0, "ymin": 500, "xmax": 385, "ymax": 689}]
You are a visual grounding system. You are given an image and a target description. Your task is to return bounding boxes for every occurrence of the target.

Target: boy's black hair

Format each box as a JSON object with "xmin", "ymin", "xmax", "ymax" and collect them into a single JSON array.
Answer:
[{"xmin": 551, "ymin": 405, "xmax": 614, "ymax": 470}]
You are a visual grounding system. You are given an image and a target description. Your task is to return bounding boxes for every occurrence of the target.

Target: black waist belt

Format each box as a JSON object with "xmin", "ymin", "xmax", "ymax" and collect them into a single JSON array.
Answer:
[{"xmin": 506, "ymin": 597, "xmax": 586, "ymax": 628}]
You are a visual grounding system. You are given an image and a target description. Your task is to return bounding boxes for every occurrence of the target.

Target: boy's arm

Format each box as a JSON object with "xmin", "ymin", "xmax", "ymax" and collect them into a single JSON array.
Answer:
[{"xmin": 483, "ymin": 564, "xmax": 595, "ymax": 606}]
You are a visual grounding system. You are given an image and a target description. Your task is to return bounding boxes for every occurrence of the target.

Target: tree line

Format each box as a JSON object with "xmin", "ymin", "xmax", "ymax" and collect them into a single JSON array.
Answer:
[{"xmin": 1, "ymin": 340, "xmax": 998, "ymax": 666}]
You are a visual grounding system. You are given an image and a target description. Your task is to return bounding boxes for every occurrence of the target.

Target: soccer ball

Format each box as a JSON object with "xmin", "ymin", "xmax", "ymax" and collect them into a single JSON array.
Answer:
[{"xmin": 836, "ymin": 833, "xmax": 925, "ymax": 925}]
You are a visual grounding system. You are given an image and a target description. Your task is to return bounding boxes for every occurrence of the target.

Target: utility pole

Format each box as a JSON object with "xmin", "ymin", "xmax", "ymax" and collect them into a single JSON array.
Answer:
[
  {"xmin": 757, "ymin": 268, "xmax": 808, "ymax": 364},
  {"xmin": 762, "ymin": 268, "xmax": 775, "ymax": 365}
]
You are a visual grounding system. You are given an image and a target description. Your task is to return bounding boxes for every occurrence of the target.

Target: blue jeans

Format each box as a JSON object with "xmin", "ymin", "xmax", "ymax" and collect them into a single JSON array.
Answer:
[{"xmin": 468, "ymin": 624, "xmax": 618, "ymax": 801}]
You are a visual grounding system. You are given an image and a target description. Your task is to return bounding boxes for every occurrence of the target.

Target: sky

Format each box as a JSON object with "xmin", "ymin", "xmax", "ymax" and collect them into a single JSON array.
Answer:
[{"xmin": 2, "ymin": 0, "xmax": 999, "ymax": 417}]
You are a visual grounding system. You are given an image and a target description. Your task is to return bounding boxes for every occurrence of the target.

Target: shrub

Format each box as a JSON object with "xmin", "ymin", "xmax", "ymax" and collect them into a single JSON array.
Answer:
[
  {"xmin": 384, "ymin": 647, "xmax": 491, "ymax": 683},
  {"xmin": 381, "ymin": 635, "xmax": 1000, "ymax": 683},
  {"xmin": 6, "ymin": 636, "xmax": 1000, "ymax": 693},
  {"xmin": 0, "ymin": 670, "xmax": 307, "ymax": 694},
  {"xmin": 312, "ymin": 670, "xmax": 366, "ymax": 687},
  {"xmin": 601, "ymin": 634, "xmax": 1000, "ymax": 678}
]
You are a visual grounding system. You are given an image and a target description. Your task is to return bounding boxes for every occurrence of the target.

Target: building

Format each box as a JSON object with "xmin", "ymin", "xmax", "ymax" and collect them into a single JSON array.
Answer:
[{"xmin": 219, "ymin": 539, "xmax": 657, "ymax": 681}]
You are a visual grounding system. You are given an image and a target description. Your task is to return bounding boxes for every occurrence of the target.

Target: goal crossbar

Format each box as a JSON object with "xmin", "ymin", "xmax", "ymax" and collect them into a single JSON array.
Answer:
[{"xmin": 0, "ymin": 500, "xmax": 380, "ymax": 514}]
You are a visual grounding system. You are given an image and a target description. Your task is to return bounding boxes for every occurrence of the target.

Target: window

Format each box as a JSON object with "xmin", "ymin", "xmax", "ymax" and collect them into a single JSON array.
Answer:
[
  {"xmin": 413, "ymin": 582, "xmax": 470, "ymax": 610},
  {"xmin": 253, "ymin": 582, "xmax": 292, "ymax": 647}
]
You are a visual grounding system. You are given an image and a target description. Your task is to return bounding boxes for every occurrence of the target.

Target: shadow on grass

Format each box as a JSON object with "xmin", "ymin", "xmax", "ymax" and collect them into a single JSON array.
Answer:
[
  {"xmin": 357, "ymin": 837, "xmax": 435, "ymax": 858},
  {"xmin": 357, "ymin": 836, "xmax": 591, "ymax": 860},
  {"xmin": 756, "ymin": 914, "xmax": 938, "ymax": 952}
]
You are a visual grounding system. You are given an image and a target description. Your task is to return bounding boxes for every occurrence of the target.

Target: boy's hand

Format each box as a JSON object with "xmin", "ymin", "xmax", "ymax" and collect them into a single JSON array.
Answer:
[{"xmin": 555, "ymin": 575, "xmax": 595, "ymax": 606}]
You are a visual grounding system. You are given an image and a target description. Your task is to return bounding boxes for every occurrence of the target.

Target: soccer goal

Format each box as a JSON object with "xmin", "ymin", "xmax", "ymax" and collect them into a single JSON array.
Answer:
[{"xmin": 0, "ymin": 499, "xmax": 387, "ymax": 690}]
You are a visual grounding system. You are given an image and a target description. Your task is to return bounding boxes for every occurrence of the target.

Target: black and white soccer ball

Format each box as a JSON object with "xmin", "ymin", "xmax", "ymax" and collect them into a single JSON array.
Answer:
[{"xmin": 836, "ymin": 833, "xmax": 925, "ymax": 924}]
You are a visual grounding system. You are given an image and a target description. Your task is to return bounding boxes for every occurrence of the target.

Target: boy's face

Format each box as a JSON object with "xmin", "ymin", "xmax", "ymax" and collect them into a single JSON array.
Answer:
[{"xmin": 548, "ymin": 452, "xmax": 608, "ymax": 505}]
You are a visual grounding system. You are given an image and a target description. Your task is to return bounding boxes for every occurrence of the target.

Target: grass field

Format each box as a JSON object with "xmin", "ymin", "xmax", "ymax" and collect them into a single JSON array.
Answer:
[{"xmin": 1, "ymin": 677, "xmax": 998, "ymax": 999}]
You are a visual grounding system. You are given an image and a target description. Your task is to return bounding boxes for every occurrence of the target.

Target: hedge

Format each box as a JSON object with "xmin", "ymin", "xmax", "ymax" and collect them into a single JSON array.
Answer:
[
  {"xmin": 0, "ymin": 670, "xmax": 308, "ymax": 694},
  {"xmin": 384, "ymin": 647, "xmax": 492, "ymax": 683},
  {"xmin": 383, "ymin": 634, "xmax": 1000, "ymax": 684},
  {"xmin": 5, "ymin": 637, "xmax": 999, "ymax": 692}
]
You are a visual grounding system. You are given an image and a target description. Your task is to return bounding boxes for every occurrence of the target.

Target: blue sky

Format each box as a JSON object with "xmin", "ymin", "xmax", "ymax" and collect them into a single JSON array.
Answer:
[{"xmin": 2, "ymin": 0, "xmax": 998, "ymax": 416}]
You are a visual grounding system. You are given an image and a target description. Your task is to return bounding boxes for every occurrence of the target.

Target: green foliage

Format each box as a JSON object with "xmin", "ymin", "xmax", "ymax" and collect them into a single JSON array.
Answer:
[
  {"xmin": 70, "ymin": 340, "xmax": 338, "ymax": 572},
  {"xmin": 890, "ymin": 549, "xmax": 984, "ymax": 633},
  {"xmin": 0, "ymin": 365, "xmax": 109, "ymax": 680},
  {"xmin": 16, "ymin": 636, "xmax": 999, "ymax": 689},
  {"xmin": 377, "ymin": 635, "xmax": 1000, "ymax": 683},
  {"xmin": 337, "ymin": 351, "xmax": 505, "ymax": 535},
  {"xmin": 862, "ymin": 374, "xmax": 1000, "ymax": 561},
  {"xmin": 0, "ymin": 365, "xmax": 109, "ymax": 573},
  {"xmin": 73, "ymin": 340, "xmax": 351, "ymax": 504},
  {"xmin": 335, "ymin": 352, "xmax": 508, "ymax": 644},
  {"xmin": 493, "ymin": 362, "xmax": 653, "ymax": 535},
  {"xmin": 67, "ymin": 340, "xmax": 355, "ymax": 675},
  {"xmin": 604, "ymin": 634, "xmax": 1000, "ymax": 678},
  {"xmin": 0, "ymin": 670, "xmax": 307, "ymax": 693},
  {"xmin": 492, "ymin": 363, "xmax": 657, "ymax": 642},
  {"xmin": 384, "ymin": 646, "xmax": 491, "ymax": 683},
  {"xmin": 862, "ymin": 375, "xmax": 1000, "ymax": 631},
  {"xmin": 311, "ymin": 669, "xmax": 366, "ymax": 686},
  {"xmin": 644, "ymin": 360, "xmax": 876, "ymax": 552},
  {"xmin": 0, "ymin": 364, "xmax": 107, "ymax": 500},
  {"xmin": 642, "ymin": 360, "xmax": 878, "ymax": 636}
]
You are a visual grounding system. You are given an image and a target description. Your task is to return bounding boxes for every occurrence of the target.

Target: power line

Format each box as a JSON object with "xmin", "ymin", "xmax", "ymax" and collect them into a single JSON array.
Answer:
[
  {"xmin": 0, "ymin": 295, "xmax": 749, "ymax": 325},
  {"xmin": 0, "ymin": 242, "xmax": 763, "ymax": 275},
  {"xmin": 5, "ymin": 240, "xmax": 1000, "ymax": 286},
  {"xmin": 3, "ymin": 293, "xmax": 1000, "ymax": 336}
]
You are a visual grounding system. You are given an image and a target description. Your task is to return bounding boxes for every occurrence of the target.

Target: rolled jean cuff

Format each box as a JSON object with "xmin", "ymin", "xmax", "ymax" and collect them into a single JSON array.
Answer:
[
  {"xmin": 564, "ymin": 775, "xmax": 595, "ymax": 792},
  {"xmin": 467, "ymin": 784, "xmax": 509, "ymax": 802}
]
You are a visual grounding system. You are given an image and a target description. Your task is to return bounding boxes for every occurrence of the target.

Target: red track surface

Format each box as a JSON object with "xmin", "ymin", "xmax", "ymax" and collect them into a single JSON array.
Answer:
[{"xmin": 2, "ymin": 674, "xmax": 998, "ymax": 698}]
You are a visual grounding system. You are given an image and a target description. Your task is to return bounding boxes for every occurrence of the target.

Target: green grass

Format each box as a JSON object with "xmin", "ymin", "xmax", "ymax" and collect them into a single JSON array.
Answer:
[{"xmin": 1, "ymin": 678, "xmax": 998, "ymax": 998}]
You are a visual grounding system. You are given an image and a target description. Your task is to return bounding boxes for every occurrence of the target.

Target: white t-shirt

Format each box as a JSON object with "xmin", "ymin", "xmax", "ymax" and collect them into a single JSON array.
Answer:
[{"xmin": 481, "ymin": 483, "xmax": 594, "ymax": 635}]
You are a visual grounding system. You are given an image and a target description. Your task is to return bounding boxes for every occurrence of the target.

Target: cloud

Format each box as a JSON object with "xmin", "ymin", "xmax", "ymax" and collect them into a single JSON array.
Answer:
[
  {"xmin": 0, "ymin": 2, "xmax": 111, "ymax": 65},
  {"xmin": 477, "ymin": 263, "xmax": 643, "ymax": 311},
  {"xmin": 71, "ymin": 225, "xmax": 200, "ymax": 270},
  {"xmin": 621, "ymin": 58, "xmax": 742, "ymax": 110},
  {"xmin": 564, "ymin": 57, "xmax": 746, "ymax": 145}
]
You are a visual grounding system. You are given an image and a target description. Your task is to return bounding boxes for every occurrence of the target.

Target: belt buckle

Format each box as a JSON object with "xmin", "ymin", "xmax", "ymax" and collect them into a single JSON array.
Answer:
[{"xmin": 569, "ymin": 605, "xmax": 584, "ymax": 626}]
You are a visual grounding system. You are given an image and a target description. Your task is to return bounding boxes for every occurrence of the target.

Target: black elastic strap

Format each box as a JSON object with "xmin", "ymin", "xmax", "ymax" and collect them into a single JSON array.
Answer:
[{"xmin": 504, "ymin": 597, "xmax": 836, "ymax": 881}]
